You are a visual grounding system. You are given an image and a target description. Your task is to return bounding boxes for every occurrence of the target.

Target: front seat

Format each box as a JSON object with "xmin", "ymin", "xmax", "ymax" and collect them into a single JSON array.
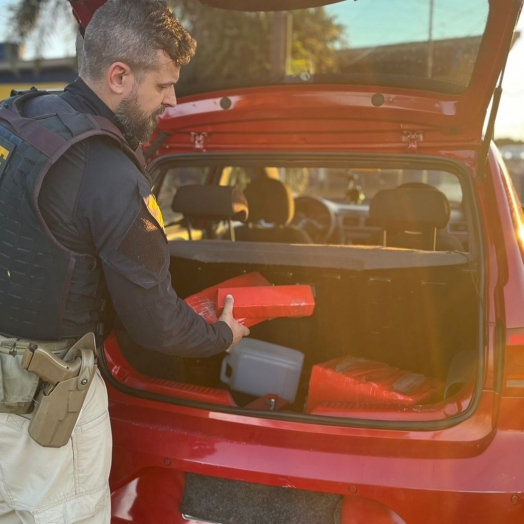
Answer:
[
  {"xmin": 235, "ymin": 177, "xmax": 313, "ymax": 243},
  {"xmin": 369, "ymin": 185, "xmax": 464, "ymax": 251}
]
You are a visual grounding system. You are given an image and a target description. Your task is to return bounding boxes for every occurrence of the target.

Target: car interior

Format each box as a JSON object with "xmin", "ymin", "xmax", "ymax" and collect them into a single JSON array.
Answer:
[
  {"xmin": 113, "ymin": 156, "xmax": 479, "ymax": 420},
  {"xmin": 155, "ymin": 161, "xmax": 470, "ymax": 249}
]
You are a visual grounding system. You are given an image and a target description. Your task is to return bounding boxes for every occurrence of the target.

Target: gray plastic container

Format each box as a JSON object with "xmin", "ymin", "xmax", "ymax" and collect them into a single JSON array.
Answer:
[{"xmin": 220, "ymin": 338, "xmax": 304, "ymax": 403}]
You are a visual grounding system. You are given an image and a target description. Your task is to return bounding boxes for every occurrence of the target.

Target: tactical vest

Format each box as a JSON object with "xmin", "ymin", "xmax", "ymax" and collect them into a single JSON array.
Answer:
[{"xmin": 0, "ymin": 90, "xmax": 146, "ymax": 342}]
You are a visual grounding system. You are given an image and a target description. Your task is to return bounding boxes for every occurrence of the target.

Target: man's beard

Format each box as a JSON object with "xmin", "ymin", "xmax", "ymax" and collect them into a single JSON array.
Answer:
[{"xmin": 115, "ymin": 87, "xmax": 165, "ymax": 144}]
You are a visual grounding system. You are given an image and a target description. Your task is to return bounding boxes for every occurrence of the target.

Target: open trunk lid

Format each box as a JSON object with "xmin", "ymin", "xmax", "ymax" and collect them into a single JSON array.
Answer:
[
  {"xmin": 158, "ymin": 0, "xmax": 521, "ymax": 152},
  {"xmin": 70, "ymin": 1, "xmax": 522, "ymax": 145}
]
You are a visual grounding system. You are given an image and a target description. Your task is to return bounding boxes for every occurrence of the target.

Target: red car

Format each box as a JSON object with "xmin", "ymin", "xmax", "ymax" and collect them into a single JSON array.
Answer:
[{"xmin": 71, "ymin": 1, "xmax": 524, "ymax": 522}]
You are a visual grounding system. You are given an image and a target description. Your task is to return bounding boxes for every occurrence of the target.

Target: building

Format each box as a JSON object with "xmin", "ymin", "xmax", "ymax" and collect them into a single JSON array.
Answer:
[{"xmin": 0, "ymin": 42, "xmax": 77, "ymax": 100}]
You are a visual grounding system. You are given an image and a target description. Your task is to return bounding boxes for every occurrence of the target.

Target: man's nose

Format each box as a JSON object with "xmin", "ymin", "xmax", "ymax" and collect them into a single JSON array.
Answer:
[{"xmin": 163, "ymin": 86, "xmax": 177, "ymax": 108}]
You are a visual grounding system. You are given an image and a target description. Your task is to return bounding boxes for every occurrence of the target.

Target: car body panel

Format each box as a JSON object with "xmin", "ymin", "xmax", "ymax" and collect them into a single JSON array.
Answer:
[
  {"xmin": 68, "ymin": 0, "xmax": 106, "ymax": 30},
  {"xmin": 106, "ymin": 381, "xmax": 524, "ymax": 523},
  {"xmin": 153, "ymin": 85, "xmax": 480, "ymax": 157},
  {"xmin": 200, "ymin": 0, "xmax": 346, "ymax": 10}
]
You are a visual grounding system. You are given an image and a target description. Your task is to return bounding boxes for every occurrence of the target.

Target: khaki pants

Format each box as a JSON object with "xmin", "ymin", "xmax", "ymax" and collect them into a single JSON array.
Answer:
[{"xmin": 0, "ymin": 373, "xmax": 112, "ymax": 524}]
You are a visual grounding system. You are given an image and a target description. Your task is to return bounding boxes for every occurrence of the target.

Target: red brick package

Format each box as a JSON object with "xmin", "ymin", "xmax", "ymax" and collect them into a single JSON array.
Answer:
[
  {"xmin": 306, "ymin": 355, "xmax": 444, "ymax": 413},
  {"xmin": 184, "ymin": 272, "xmax": 315, "ymax": 327},
  {"xmin": 216, "ymin": 285, "xmax": 315, "ymax": 319},
  {"xmin": 184, "ymin": 272, "xmax": 270, "ymax": 327}
]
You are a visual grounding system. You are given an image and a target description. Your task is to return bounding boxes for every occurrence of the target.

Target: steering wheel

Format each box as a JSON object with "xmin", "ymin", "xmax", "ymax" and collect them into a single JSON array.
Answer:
[{"xmin": 291, "ymin": 195, "xmax": 337, "ymax": 244}]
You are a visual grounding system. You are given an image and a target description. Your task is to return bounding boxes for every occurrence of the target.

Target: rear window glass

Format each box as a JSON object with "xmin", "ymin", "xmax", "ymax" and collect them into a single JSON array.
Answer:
[
  {"xmin": 175, "ymin": 0, "xmax": 490, "ymax": 96},
  {"xmin": 155, "ymin": 162, "xmax": 467, "ymax": 251},
  {"xmin": 281, "ymin": 167, "xmax": 462, "ymax": 206}
]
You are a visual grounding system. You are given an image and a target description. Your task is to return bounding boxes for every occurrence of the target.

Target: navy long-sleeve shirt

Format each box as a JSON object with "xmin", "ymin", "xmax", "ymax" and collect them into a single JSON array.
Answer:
[{"xmin": 38, "ymin": 78, "xmax": 233, "ymax": 356}]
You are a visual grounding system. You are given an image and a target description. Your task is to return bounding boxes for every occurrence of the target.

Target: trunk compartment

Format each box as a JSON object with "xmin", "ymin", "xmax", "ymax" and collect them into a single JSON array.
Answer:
[{"xmin": 115, "ymin": 244, "xmax": 479, "ymax": 423}]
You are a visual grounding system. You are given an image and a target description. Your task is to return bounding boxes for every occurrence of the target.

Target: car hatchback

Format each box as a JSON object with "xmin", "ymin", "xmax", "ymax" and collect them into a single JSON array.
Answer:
[{"xmin": 70, "ymin": 1, "xmax": 524, "ymax": 522}]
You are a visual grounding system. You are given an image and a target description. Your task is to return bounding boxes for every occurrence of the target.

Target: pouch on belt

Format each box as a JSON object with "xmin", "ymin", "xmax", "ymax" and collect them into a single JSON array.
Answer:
[{"xmin": 0, "ymin": 337, "xmax": 73, "ymax": 415}]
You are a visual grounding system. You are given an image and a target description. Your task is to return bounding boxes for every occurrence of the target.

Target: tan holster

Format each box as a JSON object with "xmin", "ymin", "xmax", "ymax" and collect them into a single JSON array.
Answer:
[
  {"xmin": 0, "ymin": 333, "xmax": 97, "ymax": 448},
  {"xmin": 19, "ymin": 333, "xmax": 98, "ymax": 448}
]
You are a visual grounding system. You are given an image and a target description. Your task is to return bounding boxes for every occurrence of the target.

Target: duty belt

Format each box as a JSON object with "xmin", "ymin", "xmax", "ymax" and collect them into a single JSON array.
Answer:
[{"xmin": 0, "ymin": 336, "xmax": 75, "ymax": 357}]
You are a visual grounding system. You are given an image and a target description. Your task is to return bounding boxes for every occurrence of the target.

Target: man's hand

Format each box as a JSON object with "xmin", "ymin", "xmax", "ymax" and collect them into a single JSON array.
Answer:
[{"xmin": 218, "ymin": 294, "xmax": 250, "ymax": 348}]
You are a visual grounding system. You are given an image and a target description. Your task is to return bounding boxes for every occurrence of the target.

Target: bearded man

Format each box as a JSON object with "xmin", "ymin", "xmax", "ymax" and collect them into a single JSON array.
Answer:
[{"xmin": 0, "ymin": 0, "xmax": 248, "ymax": 522}]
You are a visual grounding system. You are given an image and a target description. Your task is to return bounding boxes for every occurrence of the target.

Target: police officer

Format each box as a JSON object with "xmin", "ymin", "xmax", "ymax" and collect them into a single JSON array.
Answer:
[{"xmin": 0, "ymin": 0, "xmax": 249, "ymax": 522}]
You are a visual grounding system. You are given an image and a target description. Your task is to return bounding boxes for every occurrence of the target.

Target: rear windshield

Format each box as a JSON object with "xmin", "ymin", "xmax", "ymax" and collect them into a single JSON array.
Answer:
[
  {"xmin": 175, "ymin": 0, "xmax": 490, "ymax": 96},
  {"xmin": 157, "ymin": 165, "xmax": 463, "ymax": 217},
  {"xmin": 155, "ymin": 161, "xmax": 468, "ymax": 252}
]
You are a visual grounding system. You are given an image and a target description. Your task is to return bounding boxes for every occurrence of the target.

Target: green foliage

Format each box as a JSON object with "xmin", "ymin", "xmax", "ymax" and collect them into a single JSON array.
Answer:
[
  {"xmin": 290, "ymin": 8, "xmax": 347, "ymax": 75},
  {"xmin": 8, "ymin": 0, "xmax": 73, "ymax": 41},
  {"xmin": 176, "ymin": 5, "xmax": 273, "ymax": 88},
  {"xmin": 8, "ymin": 0, "xmax": 46, "ymax": 41},
  {"xmin": 8, "ymin": 0, "xmax": 347, "ymax": 89},
  {"xmin": 174, "ymin": 3, "xmax": 347, "ymax": 94}
]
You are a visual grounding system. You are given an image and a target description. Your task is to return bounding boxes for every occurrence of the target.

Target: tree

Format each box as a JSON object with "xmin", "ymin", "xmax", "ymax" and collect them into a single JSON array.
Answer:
[
  {"xmin": 8, "ymin": 0, "xmax": 75, "ymax": 57},
  {"xmin": 174, "ymin": 3, "xmax": 274, "ymax": 92},
  {"xmin": 290, "ymin": 7, "xmax": 347, "ymax": 75},
  {"xmin": 9, "ymin": 0, "xmax": 347, "ymax": 94},
  {"xmin": 174, "ymin": 3, "xmax": 347, "ymax": 94}
]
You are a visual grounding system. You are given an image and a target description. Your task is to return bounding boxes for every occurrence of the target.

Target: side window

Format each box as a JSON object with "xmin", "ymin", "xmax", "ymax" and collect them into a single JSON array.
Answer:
[{"xmin": 157, "ymin": 167, "xmax": 208, "ymax": 226}]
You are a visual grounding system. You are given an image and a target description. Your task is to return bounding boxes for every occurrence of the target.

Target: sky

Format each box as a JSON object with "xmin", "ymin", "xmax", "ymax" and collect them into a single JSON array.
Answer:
[
  {"xmin": 0, "ymin": 0, "xmax": 523, "ymax": 141},
  {"xmin": 496, "ymin": 13, "xmax": 524, "ymax": 141},
  {"xmin": 330, "ymin": 0, "xmax": 489, "ymax": 47}
]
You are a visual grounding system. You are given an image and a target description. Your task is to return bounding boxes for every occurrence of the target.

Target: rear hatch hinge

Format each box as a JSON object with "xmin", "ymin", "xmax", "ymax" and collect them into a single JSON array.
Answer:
[
  {"xmin": 402, "ymin": 130, "xmax": 424, "ymax": 152},
  {"xmin": 191, "ymin": 132, "xmax": 208, "ymax": 152}
]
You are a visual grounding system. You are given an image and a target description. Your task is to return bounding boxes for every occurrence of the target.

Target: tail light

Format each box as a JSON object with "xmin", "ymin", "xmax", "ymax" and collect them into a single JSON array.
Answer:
[{"xmin": 503, "ymin": 330, "xmax": 524, "ymax": 396}]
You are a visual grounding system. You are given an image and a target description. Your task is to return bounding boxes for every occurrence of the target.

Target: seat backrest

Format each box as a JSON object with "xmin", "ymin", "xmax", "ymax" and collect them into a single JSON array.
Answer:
[
  {"xmin": 244, "ymin": 177, "xmax": 295, "ymax": 226},
  {"xmin": 236, "ymin": 177, "xmax": 313, "ymax": 244},
  {"xmin": 369, "ymin": 186, "xmax": 452, "ymax": 251},
  {"xmin": 172, "ymin": 185, "xmax": 248, "ymax": 222},
  {"xmin": 171, "ymin": 184, "xmax": 248, "ymax": 240}
]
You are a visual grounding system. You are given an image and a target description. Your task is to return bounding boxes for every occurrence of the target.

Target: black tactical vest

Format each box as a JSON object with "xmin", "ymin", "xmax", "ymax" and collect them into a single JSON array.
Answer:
[{"xmin": 0, "ymin": 90, "xmax": 146, "ymax": 341}]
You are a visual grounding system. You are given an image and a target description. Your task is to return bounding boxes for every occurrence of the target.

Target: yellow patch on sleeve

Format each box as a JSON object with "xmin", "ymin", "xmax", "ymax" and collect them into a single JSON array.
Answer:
[
  {"xmin": 0, "ymin": 145, "xmax": 10, "ymax": 161},
  {"xmin": 143, "ymin": 194, "xmax": 165, "ymax": 232},
  {"xmin": 0, "ymin": 136, "xmax": 16, "ymax": 177}
]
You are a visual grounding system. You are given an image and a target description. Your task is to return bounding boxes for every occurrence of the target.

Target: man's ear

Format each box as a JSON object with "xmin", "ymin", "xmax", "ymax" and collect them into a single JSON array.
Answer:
[{"xmin": 107, "ymin": 62, "xmax": 135, "ymax": 96}]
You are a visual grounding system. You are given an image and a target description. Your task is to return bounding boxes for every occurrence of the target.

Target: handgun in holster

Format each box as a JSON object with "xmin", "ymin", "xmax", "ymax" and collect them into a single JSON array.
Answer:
[{"xmin": 21, "ymin": 333, "xmax": 98, "ymax": 448}]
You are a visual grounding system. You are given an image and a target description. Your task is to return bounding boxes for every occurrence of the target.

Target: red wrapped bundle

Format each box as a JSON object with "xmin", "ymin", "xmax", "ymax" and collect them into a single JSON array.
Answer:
[
  {"xmin": 216, "ymin": 285, "xmax": 315, "ymax": 319},
  {"xmin": 184, "ymin": 272, "xmax": 271, "ymax": 327},
  {"xmin": 306, "ymin": 355, "xmax": 444, "ymax": 413}
]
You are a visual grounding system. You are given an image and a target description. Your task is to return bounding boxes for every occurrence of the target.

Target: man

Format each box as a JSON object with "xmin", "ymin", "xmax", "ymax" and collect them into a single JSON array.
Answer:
[{"xmin": 0, "ymin": 0, "xmax": 249, "ymax": 522}]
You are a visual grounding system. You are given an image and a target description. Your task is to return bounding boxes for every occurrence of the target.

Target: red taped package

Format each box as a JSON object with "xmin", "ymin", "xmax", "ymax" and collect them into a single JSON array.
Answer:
[
  {"xmin": 306, "ymin": 355, "xmax": 444, "ymax": 413},
  {"xmin": 216, "ymin": 285, "xmax": 315, "ymax": 319},
  {"xmin": 184, "ymin": 272, "xmax": 271, "ymax": 327}
]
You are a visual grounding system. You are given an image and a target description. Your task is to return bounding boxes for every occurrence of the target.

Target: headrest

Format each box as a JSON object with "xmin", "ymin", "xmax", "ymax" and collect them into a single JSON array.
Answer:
[
  {"xmin": 244, "ymin": 177, "xmax": 294, "ymax": 226},
  {"xmin": 369, "ymin": 187, "xmax": 450, "ymax": 230},
  {"xmin": 171, "ymin": 185, "xmax": 249, "ymax": 222}
]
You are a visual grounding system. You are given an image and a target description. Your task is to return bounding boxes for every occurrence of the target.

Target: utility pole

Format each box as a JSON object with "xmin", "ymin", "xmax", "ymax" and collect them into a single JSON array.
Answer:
[
  {"xmin": 271, "ymin": 11, "xmax": 292, "ymax": 78},
  {"xmin": 427, "ymin": 0, "xmax": 434, "ymax": 78}
]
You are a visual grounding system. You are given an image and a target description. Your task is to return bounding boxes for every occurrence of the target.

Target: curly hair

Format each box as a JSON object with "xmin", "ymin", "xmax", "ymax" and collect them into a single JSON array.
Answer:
[{"xmin": 81, "ymin": 0, "xmax": 196, "ymax": 82}]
